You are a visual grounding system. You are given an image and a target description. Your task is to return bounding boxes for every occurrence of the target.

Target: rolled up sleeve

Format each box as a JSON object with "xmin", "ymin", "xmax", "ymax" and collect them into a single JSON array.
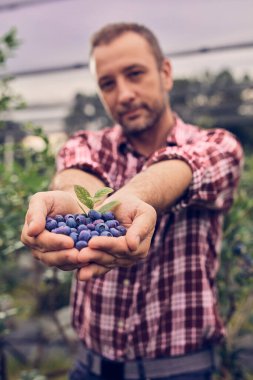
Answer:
[
  {"xmin": 143, "ymin": 129, "xmax": 244, "ymax": 212},
  {"xmin": 56, "ymin": 131, "xmax": 114, "ymax": 188}
]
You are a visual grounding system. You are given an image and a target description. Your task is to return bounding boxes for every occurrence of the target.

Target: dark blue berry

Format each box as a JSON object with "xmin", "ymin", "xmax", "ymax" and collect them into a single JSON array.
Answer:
[
  {"xmin": 105, "ymin": 220, "xmax": 117, "ymax": 228},
  {"xmin": 79, "ymin": 230, "xmax": 91, "ymax": 242},
  {"xmin": 110, "ymin": 228, "xmax": 121, "ymax": 237},
  {"xmin": 77, "ymin": 224, "xmax": 88, "ymax": 233},
  {"xmin": 87, "ymin": 223, "xmax": 95, "ymax": 231},
  {"xmin": 95, "ymin": 223, "xmax": 109, "ymax": 233},
  {"xmin": 66, "ymin": 218, "xmax": 77, "ymax": 228},
  {"xmin": 75, "ymin": 240, "xmax": 88, "ymax": 250},
  {"xmin": 100, "ymin": 231, "xmax": 113, "ymax": 237},
  {"xmin": 53, "ymin": 226, "xmax": 71, "ymax": 235},
  {"xmin": 64, "ymin": 213, "xmax": 75, "ymax": 221},
  {"xmin": 93, "ymin": 219, "xmax": 104, "ymax": 225},
  {"xmin": 45, "ymin": 218, "xmax": 58, "ymax": 231},
  {"xmin": 91, "ymin": 231, "xmax": 99, "ymax": 237},
  {"xmin": 117, "ymin": 225, "xmax": 127, "ymax": 236},
  {"xmin": 102, "ymin": 211, "xmax": 115, "ymax": 221},
  {"xmin": 75, "ymin": 214, "xmax": 86, "ymax": 225},
  {"xmin": 88, "ymin": 210, "xmax": 102, "ymax": 220},
  {"xmin": 58, "ymin": 221, "xmax": 66, "ymax": 227},
  {"xmin": 55, "ymin": 214, "xmax": 65, "ymax": 223},
  {"xmin": 70, "ymin": 232, "xmax": 78, "ymax": 243}
]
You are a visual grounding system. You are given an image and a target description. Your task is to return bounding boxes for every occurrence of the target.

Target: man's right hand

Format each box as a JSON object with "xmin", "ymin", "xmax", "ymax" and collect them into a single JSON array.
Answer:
[{"xmin": 21, "ymin": 191, "xmax": 85, "ymax": 271}]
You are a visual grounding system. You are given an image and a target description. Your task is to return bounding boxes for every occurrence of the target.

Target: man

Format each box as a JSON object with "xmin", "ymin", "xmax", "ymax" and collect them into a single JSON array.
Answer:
[{"xmin": 21, "ymin": 23, "xmax": 243, "ymax": 380}]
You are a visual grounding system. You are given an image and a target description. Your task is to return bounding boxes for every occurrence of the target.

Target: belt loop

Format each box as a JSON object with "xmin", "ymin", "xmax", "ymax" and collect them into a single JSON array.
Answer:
[{"xmin": 137, "ymin": 359, "xmax": 147, "ymax": 380}]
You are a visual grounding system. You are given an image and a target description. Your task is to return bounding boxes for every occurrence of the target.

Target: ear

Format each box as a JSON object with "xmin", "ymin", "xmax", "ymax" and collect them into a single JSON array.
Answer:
[{"xmin": 161, "ymin": 58, "xmax": 173, "ymax": 92}]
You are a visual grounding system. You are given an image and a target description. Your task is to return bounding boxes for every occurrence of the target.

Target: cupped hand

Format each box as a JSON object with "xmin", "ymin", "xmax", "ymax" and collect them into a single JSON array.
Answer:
[{"xmin": 21, "ymin": 191, "xmax": 83, "ymax": 270}]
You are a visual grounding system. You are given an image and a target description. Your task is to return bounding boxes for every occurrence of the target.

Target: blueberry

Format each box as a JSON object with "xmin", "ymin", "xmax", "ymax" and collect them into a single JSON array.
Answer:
[
  {"xmin": 58, "ymin": 221, "xmax": 66, "ymax": 227},
  {"xmin": 79, "ymin": 230, "xmax": 91, "ymax": 242},
  {"xmin": 70, "ymin": 232, "xmax": 78, "ymax": 243},
  {"xmin": 75, "ymin": 214, "xmax": 86, "ymax": 225},
  {"xmin": 95, "ymin": 223, "xmax": 109, "ymax": 233},
  {"xmin": 75, "ymin": 240, "xmax": 88, "ymax": 250},
  {"xmin": 64, "ymin": 214, "xmax": 75, "ymax": 221},
  {"xmin": 53, "ymin": 226, "xmax": 71, "ymax": 235},
  {"xmin": 87, "ymin": 223, "xmax": 95, "ymax": 231},
  {"xmin": 55, "ymin": 214, "xmax": 65, "ymax": 223},
  {"xmin": 77, "ymin": 224, "xmax": 88, "ymax": 233},
  {"xmin": 100, "ymin": 231, "xmax": 113, "ymax": 237},
  {"xmin": 117, "ymin": 225, "xmax": 127, "ymax": 236},
  {"xmin": 88, "ymin": 210, "xmax": 102, "ymax": 220},
  {"xmin": 102, "ymin": 211, "xmax": 115, "ymax": 221},
  {"xmin": 105, "ymin": 220, "xmax": 117, "ymax": 228},
  {"xmin": 93, "ymin": 219, "xmax": 104, "ymax": 225},
  {"xmin": 66, "ymin": 218, "xmax": 77, "ymax": 228},
  {"xmin": 85, "ymin": 217, "xmax": 92, "ymax": 224},
  {"xmin": 91, "ymin": 231, "xmax": 99, "ymax": 237},
  {"xmin": 70, "ymin": 228, "xmax": 78, "ymax": 233},
  {"xmin": 45, "ymin": 219, "xmax": 58, "ymax": 231},
  {"xmin": 110, "ymin": 228, "xmax": 121, "ymax": 237}
]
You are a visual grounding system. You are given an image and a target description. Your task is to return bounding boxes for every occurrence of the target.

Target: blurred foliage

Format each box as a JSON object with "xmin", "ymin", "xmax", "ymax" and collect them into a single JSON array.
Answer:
[
  {"xmin": 0, "ymin": 29, "xmax": 73, "ymax": 380},
  {"xmin": 215, "ymin": 155, "xmax": 253, "ymax": 379},
  {"xmin": 0, "ymin": 28, "xmax": 25, "ymax": 114}
]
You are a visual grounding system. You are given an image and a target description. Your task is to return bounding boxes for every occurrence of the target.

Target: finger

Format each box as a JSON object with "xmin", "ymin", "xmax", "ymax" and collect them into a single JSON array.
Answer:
[
  {"xmin": 88, "ymin": 236, "xmax": 133, "ymax": 258},
  {"xmin": 25, "ymin": 193, "xmax": 50, "ymax": 237},
  {"xmin": 31, "ymin": 246, "xmax": 80, "ymax": 268},
  {"xmin": 77, "ymin": 264, "xmax": 110, "ymax": 281},
  {"xmin": 21, "ymin": 223, "xmax": 74, "ymax": 252},
  {"xmin": 126, "ymin": 208, "xmax": 156, "ymax": 251},
  {"xmin": 77, "ymin": 247, "xmax": 116, "ymax": 266},
  {"xmin": 78, "ymin": 247, "xmax": 133, "ymax": 268}
]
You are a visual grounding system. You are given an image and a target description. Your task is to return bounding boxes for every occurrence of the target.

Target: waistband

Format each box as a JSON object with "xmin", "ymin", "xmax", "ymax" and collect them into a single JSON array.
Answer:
[{"xmin": 78, "ymin": 345, "xmax": 216, "ymax": 380}]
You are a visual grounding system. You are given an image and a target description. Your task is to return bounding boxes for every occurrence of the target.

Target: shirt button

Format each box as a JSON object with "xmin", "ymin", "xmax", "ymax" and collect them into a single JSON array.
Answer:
[
  {"xmin": 123, "ymin": 279, "xmax": 130, "ymax": 286},
  {"xmin": 118, "ymin": 320, "xmax": 124, "ymax": 328}
]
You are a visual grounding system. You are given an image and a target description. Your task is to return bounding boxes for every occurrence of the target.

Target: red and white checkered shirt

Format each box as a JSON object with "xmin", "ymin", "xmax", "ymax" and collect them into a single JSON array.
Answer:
[{"xmin": 57, "ymin": 116, "xmax": 243, "ymax": 360}]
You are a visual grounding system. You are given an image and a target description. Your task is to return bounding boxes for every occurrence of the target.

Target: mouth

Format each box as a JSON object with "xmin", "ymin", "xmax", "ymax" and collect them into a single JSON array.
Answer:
[{"xmin": 120, "ymin": 107, "xmax": 142, "ymax": 120}]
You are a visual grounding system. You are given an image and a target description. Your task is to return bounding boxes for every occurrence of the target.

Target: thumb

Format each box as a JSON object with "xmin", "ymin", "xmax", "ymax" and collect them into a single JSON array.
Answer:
[
  {"xmin": 126, "ymin": 208, "xmax": 156, "ymax": 251},
  {"xmin": 26, "ymin": 195, "xmax": 48, "ymax": 237}
]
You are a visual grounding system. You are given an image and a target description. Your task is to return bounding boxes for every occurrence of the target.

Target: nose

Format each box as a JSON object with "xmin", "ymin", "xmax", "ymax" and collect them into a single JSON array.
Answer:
[{"xmin": 116, "ymin": 78, "xmax": 135, "ymax": 105}]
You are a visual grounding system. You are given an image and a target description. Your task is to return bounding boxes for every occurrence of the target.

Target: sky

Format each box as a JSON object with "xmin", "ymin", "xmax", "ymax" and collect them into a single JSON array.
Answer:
[{"xmin": 0, "ymin": 0, "xmax": 253, "ymax": 132}]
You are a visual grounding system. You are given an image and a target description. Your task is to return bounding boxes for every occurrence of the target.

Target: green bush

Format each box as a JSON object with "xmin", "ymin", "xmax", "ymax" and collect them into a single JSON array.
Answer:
[{"xmin": 216, "ymin": 155, "xmax": 253, "ymax": 379}]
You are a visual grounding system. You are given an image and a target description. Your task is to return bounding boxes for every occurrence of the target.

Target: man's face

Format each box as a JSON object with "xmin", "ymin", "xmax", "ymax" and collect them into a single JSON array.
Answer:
[{"xmin": 90, "ymin": 32, "xmax": 173, "ymax": 135}]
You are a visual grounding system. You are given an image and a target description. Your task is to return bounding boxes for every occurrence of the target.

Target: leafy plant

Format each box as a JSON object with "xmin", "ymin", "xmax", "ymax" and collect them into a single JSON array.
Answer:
[{"xmin": 74, "ymin": 185, "xmax": 120, "ymax": 213}]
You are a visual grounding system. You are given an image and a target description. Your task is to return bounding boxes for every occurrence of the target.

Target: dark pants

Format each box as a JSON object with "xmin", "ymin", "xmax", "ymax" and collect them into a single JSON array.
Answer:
[{"xmin": 69, "ymin": 360, "xmax": 213, "ymax": 380}]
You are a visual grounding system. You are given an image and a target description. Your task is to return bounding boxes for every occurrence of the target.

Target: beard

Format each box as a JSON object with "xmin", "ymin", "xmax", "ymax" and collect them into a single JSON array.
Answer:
[{"xmin": 114, "ymin": 99, "xmax": 166, "ymax": 136}]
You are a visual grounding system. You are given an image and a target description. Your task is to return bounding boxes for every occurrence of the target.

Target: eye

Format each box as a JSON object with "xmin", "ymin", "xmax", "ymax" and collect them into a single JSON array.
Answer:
[
  {"xmin": 99, "ymin": 80, "xmax": 115, "ymax": 92},
  {"xmin": 128, "ymin": 70, "xmax": 143, "ymax": 79}
]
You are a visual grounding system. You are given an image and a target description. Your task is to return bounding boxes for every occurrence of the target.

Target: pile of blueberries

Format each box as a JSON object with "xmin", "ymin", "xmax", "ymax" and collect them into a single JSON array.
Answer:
[{"xmin": 45, "ymin": 210, "xmax": 127, "ymax": 250}]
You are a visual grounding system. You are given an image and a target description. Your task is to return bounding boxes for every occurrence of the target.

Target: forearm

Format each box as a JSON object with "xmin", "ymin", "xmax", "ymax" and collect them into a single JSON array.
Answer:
[
  {"xmin": 116, "ymin": 159, "xmax": 192, "ymax": 214},
  {"xmin": 50, "ymin": 168, "xmax": 105, "ymax": 197}
]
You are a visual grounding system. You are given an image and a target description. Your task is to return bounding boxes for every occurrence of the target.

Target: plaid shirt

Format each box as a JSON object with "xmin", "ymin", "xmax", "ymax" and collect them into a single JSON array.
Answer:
[{"xmin": 57, "ymin": 116, "xmax": 243, "ymax": 360}]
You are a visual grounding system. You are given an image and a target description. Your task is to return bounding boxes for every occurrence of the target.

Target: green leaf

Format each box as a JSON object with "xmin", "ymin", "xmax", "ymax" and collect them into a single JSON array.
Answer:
[
  {"xmin": 74, "ymin": 185, "xmax": 94, "ymax": 209},
  {"xmin": 98, "ymin": 200, "xmax": 120, "ymax": 213},
  {"xmin": 94, "ymin": 187, "xmax": 114, "ymax": 200}
]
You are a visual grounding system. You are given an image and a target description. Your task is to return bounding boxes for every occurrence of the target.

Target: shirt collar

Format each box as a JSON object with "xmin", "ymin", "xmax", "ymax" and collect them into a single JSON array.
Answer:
[{"xmin": 116, "ymin": 114, "xmax": 189, "ymax": 155}]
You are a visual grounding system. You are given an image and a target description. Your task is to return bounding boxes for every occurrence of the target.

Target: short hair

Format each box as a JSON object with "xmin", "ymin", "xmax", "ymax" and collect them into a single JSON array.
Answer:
[{"xmin": 90, "ymin": 22, "xmax": 164, "ymax": 68}]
